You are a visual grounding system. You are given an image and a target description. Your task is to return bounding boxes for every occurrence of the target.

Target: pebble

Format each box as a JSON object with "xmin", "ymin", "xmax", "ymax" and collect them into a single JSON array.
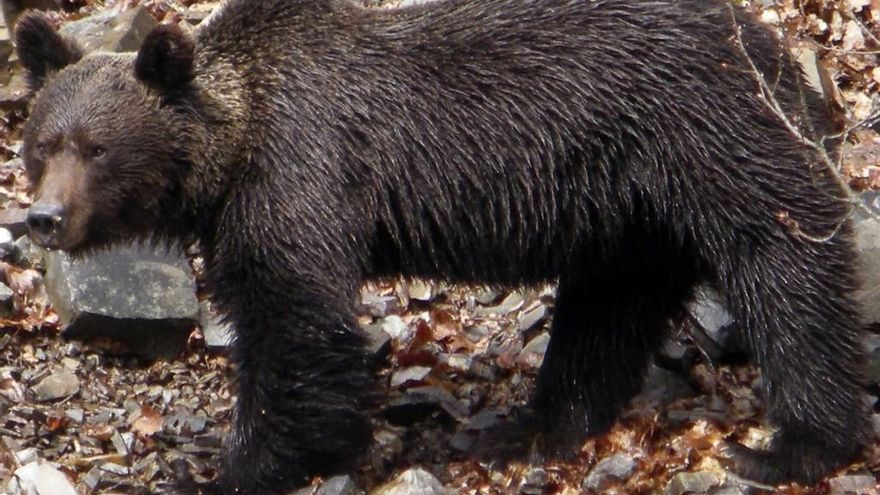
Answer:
[
  {"xmin": 8, "ymin": 461, "xmax": 77, "ymax": 495},
  {"xmin": 0, "ymin": 205, "xmax": 27, "ymax": 239},
  {"xmin": 0, "ymin": 227, "xmax": 14, "ymax": 259},
  {"xmin": 518, "ymin": 332, "xmax": 550, "ymax": 367},
  {"xmin": 389, "ymin": 366, "xmax": 432, "ymax": 388},
  {"xmin": 518, "ymin": 303, "xmax": 547, "ymax": 333},
  {"xmin": 665, "ymin": 471, "xmax": 723, "ymax": 495},
  {"xmin": 361, "ymin": 293, "xmax": 401, "ymax": 317},
  {"xmin": 13, "ymin": 235, "xmax": 43, "ymax": 268},
  {"xmin": 0, "ymin": 283, "xmax": 13, "ymax": 314},
  {"xmin": 475, "ymin": 292, "xmax": 524, "ymax": 316},
  {"xmin": 14, "ymin": 448, "xmax": 39, "ymax": 465},
  {"xmin": 689, "ymin": 288, "xmax": 733, "ymax": 341},
  {"xmin": 711, "ymin": 488, "xmax": 745, "ymax": 495},
  {"xmin": 474, "ymin": 288, "xmax": 500, "ymax": 305},
  {"xmin": 582, "ymin": 453, "xmax": 637, "ymax": 491},
  {"xmin": 407, "ymin": 280, "xmax": 433, "ymax": 301},
  {"xmin": 828, "ymin": 474, "xmax": 876, "ymax": 494},
  {"xmin": 372, "ymin": 468, "xmax": 449, "ymax": 495},
  {"xmin": 520, "ymin": 467, "xmax": 548, "ymax": 495},
  {"xmin": 292, "ymin": 475, "xmax": 363, "ymax": 495},
  {"xmin": 199, "ymin": 300, "xmax": 234, "ymax": 348},
  {"xmin": 379, "ymin": 315, "xmax": 408, "ymax": 340},
  {"xmin": 32, "ymin": 368, "xmax": 80, "ymax": 401},
  {"xmin": 444, "ymin": 353, "xmax": 472, "ymax": 372},
  {"xmin": 99, "ymin": 462, "xmax": 130, "ymax": 476}
]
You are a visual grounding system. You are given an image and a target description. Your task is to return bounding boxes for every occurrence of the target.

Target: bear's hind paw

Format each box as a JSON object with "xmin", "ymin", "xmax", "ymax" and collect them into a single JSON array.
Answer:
[{"xmin": 720, "ymin": 440, "xmax": 854, "ymax": 487}]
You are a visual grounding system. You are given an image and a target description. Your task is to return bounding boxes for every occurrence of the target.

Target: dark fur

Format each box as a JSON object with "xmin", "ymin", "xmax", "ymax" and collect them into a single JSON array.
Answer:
[
  {"xmin": 14, "ymin": 13, "xmax": 82, "ymax": 91},
  {"xmin": 16, "ymin": 1, "xmax": 870, "ymax": 493},
  {"xmin": 134, "ymin": 25, "xmax": 196, "ymax": 92}
]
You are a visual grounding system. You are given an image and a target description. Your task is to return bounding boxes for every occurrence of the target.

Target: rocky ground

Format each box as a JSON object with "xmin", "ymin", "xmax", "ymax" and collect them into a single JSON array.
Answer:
[{"xmin": 0, "ymin": 0, "xmax": 877, "ymax": 494}]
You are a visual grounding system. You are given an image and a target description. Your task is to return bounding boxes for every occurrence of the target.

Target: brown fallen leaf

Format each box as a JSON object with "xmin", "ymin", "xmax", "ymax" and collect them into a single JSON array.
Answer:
[{"xmin": 130, "ymin": 404, "xmax": 163, "ymax": 438}]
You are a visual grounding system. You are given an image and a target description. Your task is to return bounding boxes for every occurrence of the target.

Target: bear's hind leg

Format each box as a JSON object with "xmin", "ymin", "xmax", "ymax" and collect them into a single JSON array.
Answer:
[
  {"xmin": 523, "ymin": 243, "xmax": 701, "ymax": 459},
  {"xmin": 720, "ymin": 233, "xmax": 870, "ymax": 484}
]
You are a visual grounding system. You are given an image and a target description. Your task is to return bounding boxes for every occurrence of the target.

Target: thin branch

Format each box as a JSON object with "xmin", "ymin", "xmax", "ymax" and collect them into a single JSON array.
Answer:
[{"xmin": 726, "ymin": 3, "xmax": 880, "ymax": 243}]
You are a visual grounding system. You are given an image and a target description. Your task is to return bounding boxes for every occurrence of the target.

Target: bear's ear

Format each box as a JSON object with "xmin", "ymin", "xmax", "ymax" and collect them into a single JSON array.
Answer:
[
  {"xmin": 14, "ymin": 12, "xmax": 83, "ymax": 92},
  {"xmin": 135, "ymin": 24, "xmax": 195, "ymax": 92}
]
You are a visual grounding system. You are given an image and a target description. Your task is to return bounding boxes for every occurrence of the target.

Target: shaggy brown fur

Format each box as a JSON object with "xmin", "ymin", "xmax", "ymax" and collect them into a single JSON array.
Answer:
[{"xmin": 15, "ymin": 1, "xmax": 869, "ymax": 493}]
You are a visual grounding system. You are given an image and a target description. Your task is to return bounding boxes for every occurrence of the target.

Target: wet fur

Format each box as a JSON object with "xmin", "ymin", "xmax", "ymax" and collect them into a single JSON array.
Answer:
[{"xmin": 15, "ymin": 0, "xmax": 870, "ymax": 493}]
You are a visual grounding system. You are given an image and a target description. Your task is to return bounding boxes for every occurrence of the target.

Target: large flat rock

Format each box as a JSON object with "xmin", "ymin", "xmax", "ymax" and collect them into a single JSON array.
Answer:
[{"xmin": 44, "ymin": 243, "xmax": 198, "ymax": 357}]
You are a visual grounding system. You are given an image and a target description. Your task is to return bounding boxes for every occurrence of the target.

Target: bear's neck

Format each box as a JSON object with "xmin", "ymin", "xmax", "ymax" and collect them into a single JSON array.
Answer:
[{"xmin": 164, "ymin": 58, "xmax": 252, "ymax": 244}]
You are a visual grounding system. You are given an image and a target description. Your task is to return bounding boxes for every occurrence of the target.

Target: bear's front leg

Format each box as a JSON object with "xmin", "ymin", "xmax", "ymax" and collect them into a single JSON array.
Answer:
[{"xmin": 201, "ymin": 250, "xmax": 375, "ymax": 495}]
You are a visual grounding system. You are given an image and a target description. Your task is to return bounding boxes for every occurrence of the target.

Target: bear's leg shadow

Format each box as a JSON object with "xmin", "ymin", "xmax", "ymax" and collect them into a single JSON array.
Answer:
[{"xmin": 718, "ymin": 231, "xmax": 871, "ymax": 484}]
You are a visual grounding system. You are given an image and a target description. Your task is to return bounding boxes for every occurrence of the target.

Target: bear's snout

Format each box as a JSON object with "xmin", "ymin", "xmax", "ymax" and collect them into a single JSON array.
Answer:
[{"xmin": 26, "ymin": 202, "xmax": 67, "ymax": 249}]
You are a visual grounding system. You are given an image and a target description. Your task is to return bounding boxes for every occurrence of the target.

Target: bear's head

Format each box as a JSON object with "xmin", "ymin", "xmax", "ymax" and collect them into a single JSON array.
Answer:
[{"xmin": 15, "ymin": 12, "xmax": 197, "ymax": 253}]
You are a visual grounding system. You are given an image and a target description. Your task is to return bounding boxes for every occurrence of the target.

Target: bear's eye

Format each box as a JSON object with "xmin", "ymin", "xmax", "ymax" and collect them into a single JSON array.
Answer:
[
  {"xmin": 89, "ymin": 146, "xmax": 107, "ymax": 159},
  {"xmin": 34, "ymin": 143, "xmax": 47, "ymax": 159}
]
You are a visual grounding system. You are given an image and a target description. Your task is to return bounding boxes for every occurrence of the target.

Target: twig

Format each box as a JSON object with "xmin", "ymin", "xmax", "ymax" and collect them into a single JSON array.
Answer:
[{"xmin": 726, "ymin": 3, "xmax": 880, "ymax": 243}]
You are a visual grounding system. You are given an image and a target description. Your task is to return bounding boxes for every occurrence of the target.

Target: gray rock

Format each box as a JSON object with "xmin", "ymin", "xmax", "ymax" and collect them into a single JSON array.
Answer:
[
  {"xmin": 44, "ymin": 243, "xmax": 199, "ymax": 358},
  {"xmin": 709, "ymin": 488, "xmax": 745, "ymax": 495},
  {"xmin": 31, "ymin": 368, "xmax": 79, "ymax": 401},
  {"xmin": 8, "ymin": 461, "xmax": 77, "ymax": 495},
  {"xmin": 475, "ymin": 292, "xmax": 523, "ymax": 316},
  {"xmin": 0, "ymin": 226, "xmax": 14, "ymax": 259},
  {"xmin": 690, "ymin": 288, "xmax": 732, "ymax": 338},
  {"xmin": 827, "ymin": 474, "xmax": 876, "ymax": 494},
  {"xmin": 199, "ymin": 300, "xmax": 234, "ymax": 348},
  {"xmin": 0, "ymin": 27, "xmax": 11, "ymax": 82},
  {"xmin": 518, "ymin": 303, "xmax": 546, "ymax": 333},
  {"xmin": 665, "ymin": 471, "xmax": 723, "ymax": 495},
  {"xmin": 181, "ymin": 8, "xmax": 211, "ymax": 25},
  {"xmin": 64, "ymin": 408, "xmax": 84, "ymax": 424},
  {"xmin": 372, "ymin": 468, "xmax": 449, "ymax": 495},
  {"xmin": 520, "ymin": 467, "xmax": 548, "ymax": 495},
  {"xmin": 2, "ymin": 0, "xmax": 61, "ymax": 32},
  {"xmin": 582, "ymin": 453, "xmax": 637, "ymax": 491},
  {"xmin": 389, "ymin": 366, "xmax": 431, "ymax": 388},
  {"xmin": 361, "ymin": 293, "xmax": 401, "ymax": 318},
  {"xmin": 0, "ymin": 68, "xmax": 28, "ymax": 111},
  {"xmin": 363, "ymin": 316, "xmax": 400, "ymax": 355},
  {"xmin": 13, "ymin": 235, "xmax": 44, "ymax": 268},
  {"xmin": 0, "ymin": 205, "xmax": 26, "ymax": 240},
  {"xmin": 639, "ymin": 364, "xmax": 696, "ymax": 407},
  {"xmin": 406, "ymin": 280, "xmax": 433, "ymax": 302},
  {"xmin": 80, "ymin": 465, "xmax": 102, "ymax": 492},
  {"xmin": 444, "ymin": 353, "xmax": 471, "ymax": 371},
  {"xmin": 0, "ymin": 282, "xmax": 13, "ymax": 314},
  {"xmin": 449, "ymin": 430, "xmax": 472, "ymax": 452},
  {"xmin": 60, "ymin": 6, "xmax": 157, "ymax": 53},
  {"xmin": 518, "ymin": 332, "xmax": 549, "ymax": 366},
  {"xmin": 293, "ymin": 475, "xmax": 363, "ymax": 495},
  {"xmin": 465, "ymin": 409, "xmax": 502, "ymax": 431},
  {"xmin": 164, "ymin": 411, "xmax": 209, "ymax": 436},
  {"xmin": 98, "ymin": 462, "xmax": 129, "ymax": 476},
  {"xmin": 866, "ymin": 335, "xmax": 880, "ymax": 384},
  {"xmin": 378, "ymin": 315, "xmax": 408, "ymax": 340},
  {"xmin": 853, "ymin": 209, "xmax": 880, "ymax": 324},
  {"xmin": 364, "ymin": 324, "xmax": 392, "ymax": 355},
  {"xmin": 13, "ymin": 447, "xmax": 38, "ymax": 464},
  {"xmin": 473, "ymin": 288, "xmax": 500, "ymax": 305},
  {"xmin": 387, "ymin": 385, "xmax": 468, "ymax": 421}
]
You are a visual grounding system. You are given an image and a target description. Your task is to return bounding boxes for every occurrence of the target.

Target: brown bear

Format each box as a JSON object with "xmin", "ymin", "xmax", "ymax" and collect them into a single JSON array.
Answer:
[{"xmin": 14, "ymin": 0, "xmax": 871, "ymax": 493}]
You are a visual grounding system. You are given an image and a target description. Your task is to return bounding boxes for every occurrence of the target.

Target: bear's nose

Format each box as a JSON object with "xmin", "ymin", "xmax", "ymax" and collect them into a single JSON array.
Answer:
[{"xmin": 26, "ymin": 202, "xmax": 66, "ymax": 247}]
